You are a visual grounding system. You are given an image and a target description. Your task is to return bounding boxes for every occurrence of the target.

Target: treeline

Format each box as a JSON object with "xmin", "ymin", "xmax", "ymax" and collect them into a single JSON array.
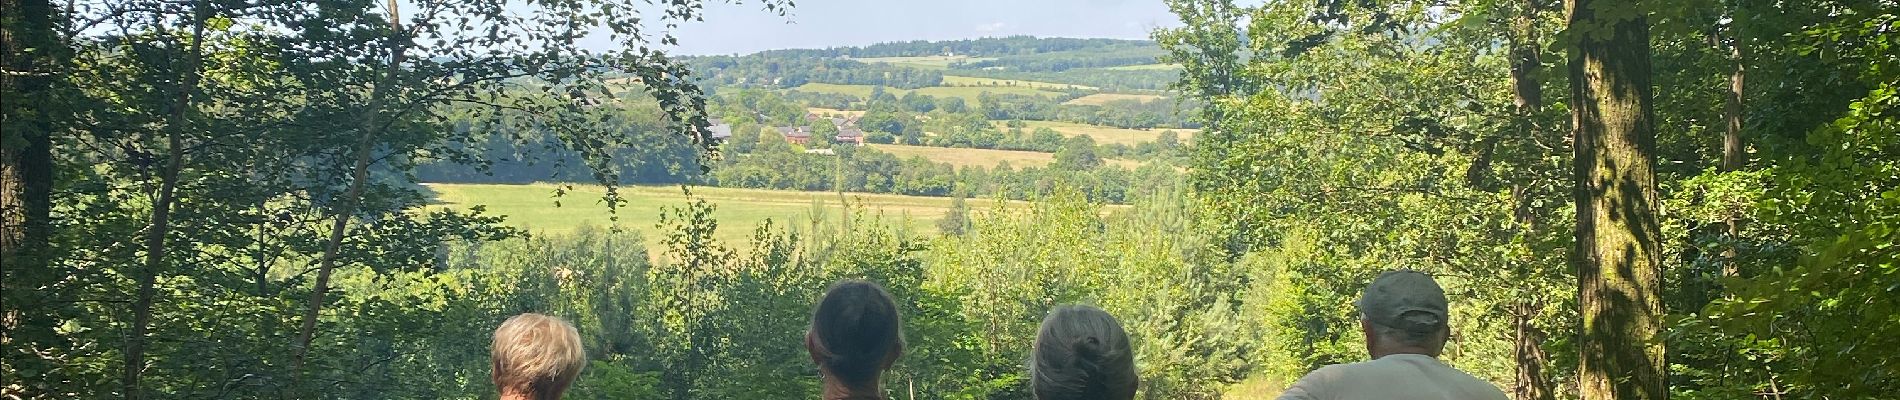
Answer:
[
  {"xmin": 959, "ymin": 43, "xmax": 1166, "ymax": 71},
  {"xmin": 952, "ymin": 67, "xmax": 1181, "ymax": 91},
  {"xmin": 756, "ymin": 36, "xmax": 1155, "ymax": 58},
  {"xmin": 414, "ymin": 102, "xmax": 704, "ymax": 185},
  {"xmin": 979, "ymin": 93, "xmax": 1197, "ymax": 129},
  {"xmin": 688, "ymin": 55, "xmax": 944, "ymax": 89},
  {"xmin": 712, "ymin": 129, "xmax": 1182, "ymax": 204},
  {"xmin": 713, "ymin": 88, "xmax": 1192, "ymax": 156},
  {"xmin": 688, "ymin": 36, "xmax": 1176, "ymax": 92}
]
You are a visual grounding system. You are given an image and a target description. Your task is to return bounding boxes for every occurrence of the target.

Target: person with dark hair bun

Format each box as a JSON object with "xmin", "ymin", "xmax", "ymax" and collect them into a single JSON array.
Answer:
[
  {"xmin": 1031, "ymin": 304, "xmax": 1139, "ymax": 400},
  {"xmin": 807, "ymin": 279, "xmax": 906, "ymax": 400}
]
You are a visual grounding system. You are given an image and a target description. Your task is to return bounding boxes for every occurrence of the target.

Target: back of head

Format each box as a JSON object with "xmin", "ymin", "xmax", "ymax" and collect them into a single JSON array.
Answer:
[
  {"xmin": 1357, "ymin": 270, "xmax": 1452, "ymax": 352},
  {"xmin": 809, "ymin": 279, "xmax": 905, "ymax": 387},
  {"xmin": 492, "ymin": 313, "xmax": 586, "ymax": 400},
  {"xmin": 1032, "ymin": 305, "xmax": 1139, "ymax": 400}
]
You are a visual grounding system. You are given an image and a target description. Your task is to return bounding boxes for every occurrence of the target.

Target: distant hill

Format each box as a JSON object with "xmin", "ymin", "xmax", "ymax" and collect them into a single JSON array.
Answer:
[
  {"xmin": 753, "ymin": 36, "xmax": 1159, "ymax": 60},
  {"xmin": 685, "ymin": 36, "xmax": 1176, "ymax": 91}
]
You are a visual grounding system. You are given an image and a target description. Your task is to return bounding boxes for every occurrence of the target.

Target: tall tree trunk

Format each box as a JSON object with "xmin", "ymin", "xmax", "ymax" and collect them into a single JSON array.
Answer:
[
  {"xmin": 1567, "ymin": 0, "xmax": 1667, "ymax": 399},
  {"xmin": 0, "ymin": 0, "xmax": 60, "ymax": 381},
  {"xmin": 1512, "ymin": 304, "xmax": 1557, "ymax": 400},
  {"xmin": 289, "ymin": 0, "xmax": 404, "ymax": 377},
  {"xmin": 1720, "ymin": 23, "xmax": 1745, "ymax": 278},
  {"xmin": 123, "ymin": 3, "xmax": 208, "ymax": 397},
  {"xmin": 1504, "ymin": 2, "xmax": 1558, "ymax": 400}
]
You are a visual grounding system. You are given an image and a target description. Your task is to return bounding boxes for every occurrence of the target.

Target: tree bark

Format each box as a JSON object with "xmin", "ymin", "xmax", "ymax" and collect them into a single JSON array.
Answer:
[
  {"xmin": 1471, "ymin": 0, "xmax": 1550, "ymax": 193},
  {"xmin": 1503, "ymin": 3, "xmax": 1558, "ymax": 400},
  {"xmin": 1720, "ymin": 22, "xmax": 1745, "ymax": 278},
  {"xmin": 0, "ymin": 0, "xmax": 55, "ymax": 272},
  {"xmin": 289, "ymin": 0, "xmax": 404, "ymax": 377},
  {"xmin": 0, "ymin": 0, "xmax": 60, "ymax": 381},
  {"xmin": 123, "ymin": 2, "xmax": 208, "ymax": 397},
  {"xmin": 1512, "ymin": 303, "xmax": 1557, "ymax": 400},
  {"xmin": 1567, "ymin": 0, "xmax": 1667, "ymax": 399}
]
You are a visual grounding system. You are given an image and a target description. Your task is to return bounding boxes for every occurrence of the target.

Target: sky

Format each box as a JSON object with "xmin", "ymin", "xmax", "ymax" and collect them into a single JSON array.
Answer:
[{"xmin": 610, "ymin": 0, "xmax": 1186, "ymax": 55}]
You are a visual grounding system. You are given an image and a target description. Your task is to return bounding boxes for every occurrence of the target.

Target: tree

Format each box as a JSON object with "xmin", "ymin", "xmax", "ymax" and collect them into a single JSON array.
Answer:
[
  {"xmin": 937, "ymin": 194, "xmax": 971, "ymax": 235},
  {"xmin": 810, "ymin": 121, "xmax": 839, "ymax": 149},
  {"xmin": 728, "ymin": 124, "xmax": 762, "ymax": 154},
  {"xmin": 900, "ymin": 123, "xmax": 925, "ymax": 145},
  {"xmin": 1568, "ymin": 0, "xmax": 1666, "ymax": 399},
  {"xmin": 0, "ymin": 0, "xmax": 65, "ymax": 391},
  {"xmin": 936, "ymin": 96, "xmax": 968, "ymax": 113},
  {"xmin": 1054, "ymin": 135, "xmax": 1103, "ymax": 170}
]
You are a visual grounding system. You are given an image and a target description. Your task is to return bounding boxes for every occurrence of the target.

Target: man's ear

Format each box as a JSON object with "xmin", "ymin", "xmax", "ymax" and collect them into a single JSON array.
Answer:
[{"xmin": 1360, "ymin": 319, "xmax": 1379, "ymax": 357}]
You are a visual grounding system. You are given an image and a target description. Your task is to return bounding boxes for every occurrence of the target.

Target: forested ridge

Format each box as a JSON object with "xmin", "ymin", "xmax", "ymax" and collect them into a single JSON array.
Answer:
[{"xmin": 1, "ymin": 1, "xmax": 1895, "ymax": 400}]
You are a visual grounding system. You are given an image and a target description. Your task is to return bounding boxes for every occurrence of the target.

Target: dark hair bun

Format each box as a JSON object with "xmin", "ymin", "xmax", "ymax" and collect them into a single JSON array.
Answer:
[{"xmin": 810, "ymin": 280, "xmax": 904, "ymax": 386}]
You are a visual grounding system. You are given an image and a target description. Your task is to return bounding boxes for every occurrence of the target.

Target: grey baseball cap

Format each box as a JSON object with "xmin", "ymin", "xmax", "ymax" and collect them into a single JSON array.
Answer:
[{"xmin": 1355, "ymin": 270, "xmax": 1449, "ymax": 334}]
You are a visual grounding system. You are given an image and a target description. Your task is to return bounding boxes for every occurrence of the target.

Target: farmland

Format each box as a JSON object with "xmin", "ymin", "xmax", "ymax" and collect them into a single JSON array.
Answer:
[
  {"xmin": 790, "ymin": 82, "xmax": 1064, "ymax": 103},
  {"xmin": 1062, "ymin": 92, "xmax": 1168, "ymax": 106},
  {"xmin": 993, "ymin": 120, "xmax": 1195, "ymax": 146},
  {"xmin": 425, "ymin": 183, "xmax": 986, "ymax": 253},
  {"xmin": 853, "ymin": 55, "xmax": 995, "ymax": 69},
  {"xmin": 941, "ymin": 75, "xmax": 1095, "ymax": 90},
  {"xmin": 865, "ymin": 143, "xmax": 1144, "ymax": 169},
  {"xmin": 1104, "ymin": 63, "xmax": 1182, "ymax": 70}
]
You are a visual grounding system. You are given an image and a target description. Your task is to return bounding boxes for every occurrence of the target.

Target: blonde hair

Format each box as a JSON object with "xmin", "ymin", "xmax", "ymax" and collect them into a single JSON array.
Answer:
[{"xmin": 491, "ymin": 313, "xmax": 586, "ymax": 399}]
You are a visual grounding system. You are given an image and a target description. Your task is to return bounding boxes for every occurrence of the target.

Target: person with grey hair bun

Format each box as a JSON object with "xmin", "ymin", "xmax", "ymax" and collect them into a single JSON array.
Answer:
[
  {"xmin": 1277, "ymin": 270, "xmax": 1509, "ymax": 400},
  {"xmin": 1031, "ymin": 304, "xmax": 1139, "ymax": 400}
]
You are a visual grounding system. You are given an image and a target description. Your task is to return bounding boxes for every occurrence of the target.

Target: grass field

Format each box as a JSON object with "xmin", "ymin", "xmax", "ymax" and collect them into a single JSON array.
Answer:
[
  {"xmin": 866, "ymin": 144, "xmax": 1143, "ymax": 169},
  {"xmin": 1104, "ymin": 63, "xmax": 1182, "ymax": 71},
  {"xmin": 1062, "ymin": 93, "xmax": 1168, "ymax": 106},
  {"xmin": 942, "ymin": 75, "xmax": 1095, "ymax": 90},
  {"xmin": 994, "ymin": 120, "xmax": 1197, "ymax": 146},
  {"xmin": 854, "ymin": 55, "xmax": 995, "ymax": 69},
  {"xmin": 791, "ymin": 83, "xmax": 1064, "ymax": 103},
  {"xmin": 805, "ymin": 107, "xmax": 866, "ymax": 119},
  {"xmin": 425, "ymin": 183, "xmax": 982, "ymax": 254}
]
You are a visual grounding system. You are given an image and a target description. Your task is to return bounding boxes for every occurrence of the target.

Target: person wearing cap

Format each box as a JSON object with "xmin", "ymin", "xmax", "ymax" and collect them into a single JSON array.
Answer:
[{"xmin": 1276, "ymin": 270, "xmax": 1508, "ymax": 400}]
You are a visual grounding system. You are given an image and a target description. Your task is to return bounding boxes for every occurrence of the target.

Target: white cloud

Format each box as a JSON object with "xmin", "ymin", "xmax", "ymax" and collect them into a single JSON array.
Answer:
[{"xmin": 974, "ymin": 22, "xmax": 1007, "ymax": 33}]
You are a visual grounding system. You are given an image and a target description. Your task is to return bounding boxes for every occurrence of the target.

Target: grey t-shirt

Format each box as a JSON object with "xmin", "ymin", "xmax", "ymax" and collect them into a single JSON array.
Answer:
[{"xmin": 1276, "ymin": 354, "xmax": 1509, "ymax": 400}]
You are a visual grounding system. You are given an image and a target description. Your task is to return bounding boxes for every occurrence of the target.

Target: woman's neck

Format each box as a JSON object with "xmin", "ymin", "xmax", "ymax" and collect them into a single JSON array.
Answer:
[{"xmin": 821, "ymin": 378, "xmax": 883, "ymax": 400}]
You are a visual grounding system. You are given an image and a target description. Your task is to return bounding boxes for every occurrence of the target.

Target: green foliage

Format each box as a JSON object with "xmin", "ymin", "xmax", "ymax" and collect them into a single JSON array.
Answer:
[{"xmin": 1054, "ymin": 135, "xmax": 1105, "ymax": 170}]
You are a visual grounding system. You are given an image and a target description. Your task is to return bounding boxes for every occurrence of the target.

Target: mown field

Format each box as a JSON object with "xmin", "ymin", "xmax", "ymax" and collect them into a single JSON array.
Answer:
[
  {"xmin": 866, "ymin": 143, "xmax": 1144, "ymax": 169},
  {"xmin": 791, "ymin": 82, "xmax": 1063, "ymax": 103},
  {"xmin": 425, "ymin": 183, "xmax": 983, "ymax": 254},
  {"xmin": 942, "ymin": 75, "xmax": 1095, "ymax": 90},
  {"xmin": 1104, "ymin": 63, "xmax": 1182, "ymax": 71},
  {"xmin": 993, "ymin": 120, "xmax": 1197, "ymax": 146},
  {"xmin": 853, "ymin": 55, "xmax": 995, "ymax": 69},
  {"xmin": 1063, "ymin": 92, "xmax": 1168, "ymax": 106},
  {"xmin": 805, "ymin": 107, "xmax": 865, "ymax": 118}
]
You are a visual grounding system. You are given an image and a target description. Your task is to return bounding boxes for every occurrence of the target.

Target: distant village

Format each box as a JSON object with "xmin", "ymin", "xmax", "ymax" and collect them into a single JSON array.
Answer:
[{"xmin": 708, "ymin": 112, "xmax": 867, "ymax": 154}]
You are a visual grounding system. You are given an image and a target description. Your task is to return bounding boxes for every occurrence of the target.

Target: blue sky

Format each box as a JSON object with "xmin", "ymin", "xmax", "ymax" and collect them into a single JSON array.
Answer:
[{"xmin": 619, "ymin": 0, "xmax": 1185, "ymax": 55}]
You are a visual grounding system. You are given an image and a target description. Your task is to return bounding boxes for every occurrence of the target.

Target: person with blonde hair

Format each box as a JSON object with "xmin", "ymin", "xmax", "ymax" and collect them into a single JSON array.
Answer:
[{"xmin": 491, "ymin": 313, "xmax": 587, "ymax": 400}]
